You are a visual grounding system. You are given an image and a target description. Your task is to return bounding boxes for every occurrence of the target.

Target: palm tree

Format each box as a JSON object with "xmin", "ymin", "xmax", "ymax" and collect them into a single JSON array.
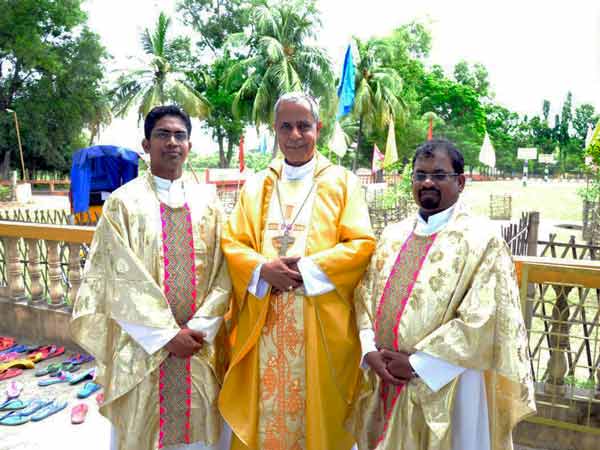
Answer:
[
  {"xmin": 352, "ymin": 37, "xmax": 405, "ymax": 170},
  {"xmin": 111, "ymin": 12, "xmax": 209, "ymax": 121},
  {"xmin": 226, "ymin": 1, "xmax": 334, "ymax": 129}
]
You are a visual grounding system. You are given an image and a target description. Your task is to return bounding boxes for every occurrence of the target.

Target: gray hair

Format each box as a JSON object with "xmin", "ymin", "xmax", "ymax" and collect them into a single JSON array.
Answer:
[{"xmin": 273, "ymin": 92, "xmax": 320, "ymax": 123}]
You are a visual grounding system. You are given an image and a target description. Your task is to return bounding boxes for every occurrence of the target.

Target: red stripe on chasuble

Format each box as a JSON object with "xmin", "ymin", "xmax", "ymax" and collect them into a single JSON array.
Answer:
[
  {"xmin": 158, "ymin": 203, "xmax": 197, "ymax": 448},
  {"xmin": 373, "ymin": 232, "xmax": 437, "ymax": 446}
]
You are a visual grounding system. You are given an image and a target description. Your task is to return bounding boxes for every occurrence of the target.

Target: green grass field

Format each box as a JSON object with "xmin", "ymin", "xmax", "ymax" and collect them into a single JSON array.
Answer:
[{"xmin": 461, "ymin": 179, "xmax": 586, "ymax": 223}]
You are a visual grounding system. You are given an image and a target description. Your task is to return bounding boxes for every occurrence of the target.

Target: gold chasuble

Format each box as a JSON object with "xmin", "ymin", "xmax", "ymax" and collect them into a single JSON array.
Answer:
[
  {"xmin": 71, "ymin": 172, "xmax": 232, "ymax": 450},
  {"xmin": 220, "ymin": 154, "xmax": 376, "ymax": 450},
  {"xmin": 350, "ymin": 204, "xmax": 536, "ymax": 450}
]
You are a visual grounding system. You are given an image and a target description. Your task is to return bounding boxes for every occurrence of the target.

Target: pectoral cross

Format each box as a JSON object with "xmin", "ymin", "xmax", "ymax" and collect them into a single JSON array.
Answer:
[{"xmin": 274, "ymin": 230, "xmax": 295, "ymax": 256}]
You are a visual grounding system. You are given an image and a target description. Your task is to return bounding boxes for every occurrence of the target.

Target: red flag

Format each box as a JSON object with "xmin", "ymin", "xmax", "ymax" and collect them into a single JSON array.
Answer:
[
  {"xmin": 371, "ymin": 144, "xmax": 385, "ymax": 174},
  {"xmin": 427, "ymin": 117, "xmax": 433, "ymax": 140},
  {"xmin": 239, "ymin": 135, "xmax": 245, "ymax": 172}
]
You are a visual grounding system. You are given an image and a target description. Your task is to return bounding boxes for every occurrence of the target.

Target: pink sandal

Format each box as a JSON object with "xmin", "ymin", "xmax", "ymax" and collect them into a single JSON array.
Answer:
[{"xmin": 71, "ymin": 403, "xmax": 88, "ymax": 424}]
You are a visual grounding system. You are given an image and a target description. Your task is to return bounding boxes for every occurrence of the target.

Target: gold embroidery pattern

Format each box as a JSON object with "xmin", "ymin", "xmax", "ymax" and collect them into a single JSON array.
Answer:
[{"xmin": 259, "ymin": 291, "xmax": 306, "ymax": 450}]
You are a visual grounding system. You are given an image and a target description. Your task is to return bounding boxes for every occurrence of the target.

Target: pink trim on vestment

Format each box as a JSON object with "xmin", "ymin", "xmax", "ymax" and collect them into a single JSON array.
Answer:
[
  {"xmin": 158, "ymin": 202, "xmax": 197, "ymax": 448},
  {"xmin": 374, "ymin": 232, "xmax": 437, "ymax": 447}
]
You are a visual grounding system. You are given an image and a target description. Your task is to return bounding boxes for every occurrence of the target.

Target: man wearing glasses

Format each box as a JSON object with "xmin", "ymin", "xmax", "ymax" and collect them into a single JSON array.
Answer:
[
  {"xmin": 71, "ymin": 105, "xmax": 232, "ymax": 449},
  {"xmin": 350, "ymin": 139, "xmax": 535, "ymax": 450}
]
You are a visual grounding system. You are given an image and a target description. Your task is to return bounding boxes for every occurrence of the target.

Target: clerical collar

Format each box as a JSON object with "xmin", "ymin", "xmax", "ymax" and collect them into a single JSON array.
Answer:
[
  {"xmin": 415, "ymin": 203, "xmax": 457, "ymax": 236},
  {"xmin": 153, "ymin": 174, "xmax": 185, "ymax": 207},
  {"xmin": 282, "ymin": 157, "xmax": 316, "ymax": 181}
]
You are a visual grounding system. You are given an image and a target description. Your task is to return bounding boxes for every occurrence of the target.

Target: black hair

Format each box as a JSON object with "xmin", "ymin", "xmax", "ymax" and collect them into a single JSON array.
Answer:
[
  {"xmin": 143, "ymin": 105, "xmax": 192, "ymax": 139},
  {"xmin": 411, "ymin": 139, "xmax": 465, "ymax": 174}
]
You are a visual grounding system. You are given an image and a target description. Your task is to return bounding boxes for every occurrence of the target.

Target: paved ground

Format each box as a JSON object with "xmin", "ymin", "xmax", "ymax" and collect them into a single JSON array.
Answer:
[{"xmin": 0, "ymin": 345, "xmax": 110, "ymax": 450}]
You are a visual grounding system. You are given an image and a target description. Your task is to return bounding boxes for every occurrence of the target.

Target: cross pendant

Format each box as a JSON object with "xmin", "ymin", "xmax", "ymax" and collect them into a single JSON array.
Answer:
[{"xmin": 275, "ymin": 231, "xmax": 295, "ymax": 256}]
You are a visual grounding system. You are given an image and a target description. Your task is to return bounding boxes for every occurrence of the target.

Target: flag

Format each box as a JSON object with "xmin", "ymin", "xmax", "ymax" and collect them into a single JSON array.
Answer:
[
  {"xmin": 478, "ymin": 132, "xmax": 496, "ymax": 168},
  {"xmin": 371, "ymin": 144, "xmax": 385, "ymax": 174},
  {"xmin": 383, "ymin": 121, "xmax": 398, "ymax": 168},
  {"xmin": 258, "ymin": 134, "xmax": 268, "ymax": 154},
  {"xmin": 329, "ymin": 121, "xmax": 348, "ymax": 158},
  {"xmin": 239, "ymin": 135, "xmax": 245, "ymax": 172},
  {"xmin": 585, "ymin": 125, "xmax": 594, "ymax": 149},
  {"xmin": 336, "ymin": 44, "xmax": 355, "ymax": 119}
]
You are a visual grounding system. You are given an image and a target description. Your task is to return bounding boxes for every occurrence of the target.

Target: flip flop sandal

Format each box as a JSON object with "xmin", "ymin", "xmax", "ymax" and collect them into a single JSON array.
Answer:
[
  {"xmin": 0, "ymin": 398, "xmax": 30, "ymax": 411},
  {"xmin": 0, "ymin": 412, "xmax": 30, "ymax": 426},
  {"xmin": 30, "ymin": 400, "xmax": 68, "ymax": 422},
  {"xmin": 0, "ymin": 352, "xmax": 20, "ymax": 362},
  {"xmin": 35, "ymin": 363, "xmax": 62, "ymax": 377},
  {"xmin": 45, "ymin": 346, "xmax": 65, "ymax": 360},
  {"xmin": 0, "ymin": 345, "xmax": 26, "ymax": 355},
  {"xmin": 17, "ymin": 398, "xmax": 54, "ymax": 417},
  {"xmin": 66, "ymin": 354, "xmax": 95, "ymax": 365},
  {"xmin": 38, "ymin": 371, "xmax": 72, "ymax": 387},
  {"xmin": 6, "ymin": 381, "xmax": 23, "ymax": 399},
  {"xmin": 77, "ymin": 382, "xmax": 102, "ymax": 399},
  {"xmin": 0, "ymin": 359, "xmax": 35, "ymax": 373},
  {"xmin": 69, "ymin": 368, "xmax": 96, "ymax": 385},
  {"xmin": 49, "ymin": 363, "xmax": 79, "ymax": 376},
  {"xmin": 0, "ymin": 368, "xmax": 22, "ymax": 381},
  {"xmin": 70, "ymin": 403, "xmax": 88, "ymax": 424},
  {"xmin": 0, "ymin": 337, "xmax": 15, "ymax": 352}
]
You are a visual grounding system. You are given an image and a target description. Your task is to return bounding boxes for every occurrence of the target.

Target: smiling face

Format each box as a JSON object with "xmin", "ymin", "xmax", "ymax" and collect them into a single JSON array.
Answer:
[
  {"xmin": 274, "ymin": 100, "xmax": 322, "ymax": 166},
  {"xmin": 412, "ymin": 148, "xmax": 465, "ymax": 218},
  {"xmin": 142, "ymin": 115, "xmax": 192, "ymax": 180}
]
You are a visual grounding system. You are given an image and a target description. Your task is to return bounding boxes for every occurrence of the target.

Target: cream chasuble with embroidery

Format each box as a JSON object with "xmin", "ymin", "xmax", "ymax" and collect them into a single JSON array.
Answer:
[
  {"xmin": 71, "ymin": 172, "xmax": 232, "ymax": 450},
  {"xmin": 220, "ymin": 153, "xmax": 376, "ymax": 450},
  {"xmin": 349, "ymin": 204, "xmax": 536, "ymax": 450}
]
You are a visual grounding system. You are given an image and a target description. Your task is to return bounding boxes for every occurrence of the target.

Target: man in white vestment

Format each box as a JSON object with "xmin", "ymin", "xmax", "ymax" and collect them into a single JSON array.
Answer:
[{"xmin": 350, "ymin": 139, "xmax": 535, "ymax": 450}]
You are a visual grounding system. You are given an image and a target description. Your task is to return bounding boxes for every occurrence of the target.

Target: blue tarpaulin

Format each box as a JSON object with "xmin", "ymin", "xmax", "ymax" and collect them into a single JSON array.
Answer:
[{"xmin": 70, "ymin": 145, "xmax": 139, "ymax": 213}]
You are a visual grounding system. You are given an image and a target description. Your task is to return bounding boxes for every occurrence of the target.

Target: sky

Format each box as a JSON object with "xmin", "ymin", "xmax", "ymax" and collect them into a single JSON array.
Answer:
[{"xmin": 82, "ymin": 0, "xmax": 600, "ymax": 154}]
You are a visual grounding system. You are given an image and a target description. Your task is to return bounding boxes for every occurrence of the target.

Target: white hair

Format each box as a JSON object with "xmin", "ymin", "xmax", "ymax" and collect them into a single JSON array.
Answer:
[{"xmin": 273, "ymin": 92, "xmax": 320, "ymax": 123}]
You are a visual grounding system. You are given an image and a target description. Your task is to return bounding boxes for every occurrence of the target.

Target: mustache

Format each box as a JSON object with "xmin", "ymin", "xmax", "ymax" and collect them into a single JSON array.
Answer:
[{"xmin": 418, "ymin": 188, "xmax": 441, "ymax": 196}]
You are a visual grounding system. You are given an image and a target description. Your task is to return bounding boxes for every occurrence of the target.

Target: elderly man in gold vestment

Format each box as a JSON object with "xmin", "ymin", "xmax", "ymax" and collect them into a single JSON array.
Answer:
[
  {"xmin": 71, "ymin": 105, "xmax": 232, "ymax": 450},
  {"xmin": 219, "ymin": 92, "xmax": 376, "ymax": 450},
  {"xmin": 350, "ymin": 139, "xmax": 536, "ymax": 450}
]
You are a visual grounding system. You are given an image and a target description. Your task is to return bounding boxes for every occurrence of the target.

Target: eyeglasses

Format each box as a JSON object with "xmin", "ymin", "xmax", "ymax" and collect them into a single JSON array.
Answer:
[
  {"xmin": 412, "ymin": 172, "xmax": 460, "ymax": 182},
  {"xmin": 151, "ymin": 130, "xmax": 189, "ymax": 142}
]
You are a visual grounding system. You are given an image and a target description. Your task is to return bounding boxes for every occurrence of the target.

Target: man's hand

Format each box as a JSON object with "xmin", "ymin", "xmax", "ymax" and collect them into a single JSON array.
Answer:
[
  {"xmin": 165, "ymin": 329, "xmax": 204, "ymax": 358},
  {"xmin": 365, "ymin": 351, "xmax": 404, "ymax": 385},
  {"xmin": 380, "ymin": 348, "xmax": 415, "ymax": 382},
  {"xmin": 260, "ymin": 257, "xmax": 303, "ymax": 294}
]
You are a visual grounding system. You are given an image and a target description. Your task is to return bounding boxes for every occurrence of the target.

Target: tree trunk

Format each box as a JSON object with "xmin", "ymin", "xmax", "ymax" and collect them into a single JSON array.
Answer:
[
  {"xmin": 0, "ymin": 149, "xmax": 11, "ymax": 180},
  {"xmin": 226, "ymin": 138, "xmax": 234, "ymax": 168},
  {"xmin": 217, "ymin": 129, "xmax": 226, "ymax": 168},
  {"xmin": 353, "ymin": 115, "xmax": 364, "ymax": 172}
]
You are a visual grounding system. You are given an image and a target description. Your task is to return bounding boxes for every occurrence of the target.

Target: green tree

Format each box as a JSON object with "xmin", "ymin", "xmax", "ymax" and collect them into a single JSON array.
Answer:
[
  {"xmin": 110, "ymin": 12, "xmax": 209, "ymax": 121},
  {"xmin": 189, "ymin": 57, "xmax": 247, "ymax": 167},
  {"xmin": 227, "ymin": 0, "xmax": 334, "ymax": 131},
  {"xmin": 0, "ymin": 0, "xmax": 108, "ymax": 175},
  {"xmin": 179, "ymin": 0, "xmax": 251, "ymax": 167},
  {"xmin": 351, "ymin": 37, "xmax": 405, "ymax": 170}
]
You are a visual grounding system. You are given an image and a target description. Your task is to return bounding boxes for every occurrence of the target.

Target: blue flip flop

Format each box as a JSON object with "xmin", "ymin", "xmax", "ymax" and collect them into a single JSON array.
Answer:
[
  {"xmin": 18, "ymin": 398, "xmax": 54, "ymax": 416},
  {"xmin": 30, "ymin": 400, "xmax": 68, "ymax": 422},
  {"xmin": 68, "ymin": 367, "xmax": 95, "ymax": 385},
  {"xmin": 38, "ymin": 371, "xmax": 72, "ymax": 386},
  {"xmin": 0, "ymin": 411, "xmax": 30, "ymax": 426},
  {"xmin": 0, "ymin": 398, "xmax": 30, "ymax": 411},
  {"xmin": 77, "ymin": 382, "xmax": 101, "ymax": 399}
]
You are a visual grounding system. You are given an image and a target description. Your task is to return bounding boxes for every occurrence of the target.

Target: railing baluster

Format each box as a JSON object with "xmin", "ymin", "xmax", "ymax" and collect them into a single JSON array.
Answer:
[
  {"xmin": 46, "ymin": 241, "xmax": 64, "ymax": 307},
  {"xmin": 26, "ymin": 238, "xmax": 44, "ymax": 303},
  {"xmin": 4, "ymin": 237, "xmax": 26, "ymax": 301}
]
